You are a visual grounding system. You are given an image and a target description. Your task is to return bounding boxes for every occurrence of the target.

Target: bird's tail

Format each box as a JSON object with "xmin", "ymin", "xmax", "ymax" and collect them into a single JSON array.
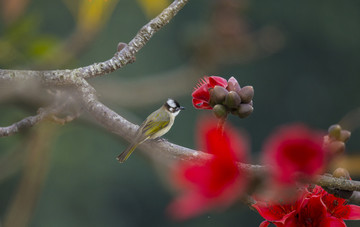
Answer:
[{"xmin": 117, "ymin": 143, "xmax": 138, "ymax": 163}]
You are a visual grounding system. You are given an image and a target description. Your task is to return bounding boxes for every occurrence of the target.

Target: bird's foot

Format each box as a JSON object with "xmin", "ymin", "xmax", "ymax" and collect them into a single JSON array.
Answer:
[{"xmin": 156, "ymin": 137, "xmax": 167, "ymax": 143}]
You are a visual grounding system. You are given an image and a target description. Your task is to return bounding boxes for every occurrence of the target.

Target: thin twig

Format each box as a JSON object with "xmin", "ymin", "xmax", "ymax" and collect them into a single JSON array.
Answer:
[
  {"xmin": 0, "ymin": 0, "xmax": 190, "ymax": 86},
  {"xmin": 0, "ymin": 110, "xmax": 47, "ymax": 137},
  {"xmin": 0, "ymin": 96, "xmax": 79, "ymax": 137}
]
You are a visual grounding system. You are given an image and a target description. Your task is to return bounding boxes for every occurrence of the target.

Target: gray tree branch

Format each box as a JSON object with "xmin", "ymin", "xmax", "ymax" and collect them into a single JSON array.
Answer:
[
  {"xmin": 0, "ymin": 0, "xmax": 190, "ymax": 137},
  {"xmin": 0, "ymin": 0, "xmax": 189, "ymax": 86},
  {"xmin": 76, "ymin": 79, "xmax": 360, "ymax": 206}
]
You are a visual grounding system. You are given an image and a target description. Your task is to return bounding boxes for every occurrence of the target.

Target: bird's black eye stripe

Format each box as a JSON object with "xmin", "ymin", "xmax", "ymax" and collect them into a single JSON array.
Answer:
[{"xmin": 174, "ymin": 100, "xmax": 180, "ymax": 108}]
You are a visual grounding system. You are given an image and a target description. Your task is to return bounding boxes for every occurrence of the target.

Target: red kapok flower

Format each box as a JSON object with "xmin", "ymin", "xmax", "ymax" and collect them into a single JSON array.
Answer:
[
  {"xmin": 317, "ymin": 186, "xmax": 360, "ymax": 223},
  {"xmin": 168, "ymin": 117, "xmax": 248, "ymax": 220},
  {"xmin": 192, "ymin": 76, "xmax": 228, "ymax": 109},
  {"xmin": 262, "ymin": 124, "xmax": 326, "ymax": 185},
  {"xmin": 254, "ymin": 185, "xmax": 360, "ymax": 227},
  {"xmin": 252, "ymin": 198, "xmax": 302, "ymax": 227},
  {"xmin": 284, "ymin": 194, "xmax": 333, "ymax": 227}
]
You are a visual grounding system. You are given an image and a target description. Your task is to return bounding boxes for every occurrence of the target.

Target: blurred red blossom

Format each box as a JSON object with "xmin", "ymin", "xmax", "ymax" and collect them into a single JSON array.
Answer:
[
  {"xmin": 262, "ymin": 124, "xmax": 326, "ymax": 186},
  {"xmin": 192, "ymin": 76, "xmax": 228, "ymax": 109},
  {"xmin": 253, "ymin": 185, "xmax": 360, "ymax": 227},
  {"xmin": 168, "ymin": 117, "xmax": 248, "ymax": 220}
]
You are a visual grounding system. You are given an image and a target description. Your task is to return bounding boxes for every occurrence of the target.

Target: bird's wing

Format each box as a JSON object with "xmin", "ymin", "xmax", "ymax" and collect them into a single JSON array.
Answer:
[{"xmin": 138, "ymin": 110, "xmax": 170, "ymax": 140}]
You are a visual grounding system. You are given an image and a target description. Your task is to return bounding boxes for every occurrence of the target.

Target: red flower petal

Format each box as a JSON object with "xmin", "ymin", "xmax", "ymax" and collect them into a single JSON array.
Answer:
[
  {"xmin": 297, "ymin": 195, "xmax": 328, "ymax": 226},
  {"xmin": 168, "ymin": 117, "xmax": 248, "ymax": 219},
  {"xmin": 259, "ymin": 221, "xmax": 271, "ymax": 227},
  {"xmin": 323, "ymin": 217, "xmax": 346, "ymax": 227},
  {"xmin": 196, "ymin": 117, "xmax": 247, "ymax": 161},
  {"xmin": 192, "ymin": 98, "xmax": 212, "ymax": 109},
  {"xmin": 342, "ymin": 205, "xmax": 360, "ymax": 220},
  {"xmin": 282, "ymin": 212, "xmax": 299, "ymax": 227},
  {"xmin": 262, "ymin": 124, "xmax": 326, "ymax": 185},
  {"xmin": 255, "ymin": 185, "xmax": 360, "ymax": 227},
  {"xmin": 208, "ymin": 76, "xmax": 228, "ymax": 88},
  {"xmin": 167, "ymin": 192, "xmax": 210, "ymax": 220},
  {"xmin": 252, "ymin": 201, "xmax": 297, "ymax": 224},
  {"xmin": 191, "ymin": 76, "xmax": 228, "ymax": 110},
  {"xmin": 192, "ymin": 84, "xmax": 210, "ymax": 102}
]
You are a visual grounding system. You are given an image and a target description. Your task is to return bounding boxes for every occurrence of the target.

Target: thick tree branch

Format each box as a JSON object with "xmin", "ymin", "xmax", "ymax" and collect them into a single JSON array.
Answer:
[
  {"xmin": 0, "ymin": 0, "xmax": 190, "ymax": 86},
  {"xmin": 316, "ymin": 175, "xmax": 360, "ymax": 192},
  {"xmin": 76, "ymin": 79, "xmax": 360, "ymax": 202}
]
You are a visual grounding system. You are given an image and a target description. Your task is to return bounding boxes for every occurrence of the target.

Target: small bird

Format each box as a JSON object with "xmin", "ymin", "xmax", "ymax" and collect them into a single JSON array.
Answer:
[{"xmin": 117, "ymin": 98, "xmax": 185, "ymax": 163}]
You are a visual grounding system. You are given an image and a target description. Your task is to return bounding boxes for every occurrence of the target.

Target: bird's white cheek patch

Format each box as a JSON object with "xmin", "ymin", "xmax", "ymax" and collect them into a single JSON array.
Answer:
[{"xmin": 172, "ymin": 111, "xmax": 180, "ymax": 117}]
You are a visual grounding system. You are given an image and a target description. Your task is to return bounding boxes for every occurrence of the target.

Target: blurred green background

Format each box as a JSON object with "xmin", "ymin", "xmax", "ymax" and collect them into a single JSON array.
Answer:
[{"xmin": 1, "ymin": 0, "xmax": 360, "ymax": 226}]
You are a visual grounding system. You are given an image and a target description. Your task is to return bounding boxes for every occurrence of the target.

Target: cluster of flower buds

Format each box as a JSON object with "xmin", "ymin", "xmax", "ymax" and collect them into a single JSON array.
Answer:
[
  {"xmin": 210, "ymin": 77, "xmax": 254, "ymax": 119},
  {"xmin": 324, "ymin": 124, "xmax": 351, "ymax": 157}
]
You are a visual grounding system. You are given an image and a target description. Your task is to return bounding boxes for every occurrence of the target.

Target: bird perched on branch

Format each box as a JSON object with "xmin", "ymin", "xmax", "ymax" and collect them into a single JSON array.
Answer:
[{"xmin": 117, "ymin": 98, "xmax": 185, "ymax": 163}]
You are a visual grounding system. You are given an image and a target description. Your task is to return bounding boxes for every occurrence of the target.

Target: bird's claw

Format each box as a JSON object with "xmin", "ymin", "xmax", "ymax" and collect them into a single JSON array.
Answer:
[{"xmin": 156, "ymin": 137, "xmax": 167, "ymax": 142}]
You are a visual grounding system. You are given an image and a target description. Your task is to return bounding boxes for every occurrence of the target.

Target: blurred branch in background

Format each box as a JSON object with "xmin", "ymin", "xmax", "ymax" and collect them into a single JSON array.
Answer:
[
  {"xmin": 189, "ymin": 0, "xmax": 284, "ymax": 69},
  {"xmin": 3, "ymin": 123, "xmax": 58, "ymax": 227},
  {"xmin": 0, "ymin": 140, "xmax": 27, "ymax": 183},
  {"xmin": 339, "ymin": 107, "xmax": 360, "ymax": 132}
]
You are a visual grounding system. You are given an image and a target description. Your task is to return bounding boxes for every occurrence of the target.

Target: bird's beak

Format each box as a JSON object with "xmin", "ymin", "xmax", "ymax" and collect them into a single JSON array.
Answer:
[{"xmin": 180, "ymin": 106, "xmax": 185, "ymax": 110}]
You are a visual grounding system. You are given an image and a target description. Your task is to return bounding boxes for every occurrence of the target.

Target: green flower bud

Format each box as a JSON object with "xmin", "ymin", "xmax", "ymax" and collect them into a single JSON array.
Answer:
[
  {"xmin": 328, "ymin": 124, "xmax": 341, "ymax": 140},
  {"xmin": 238, "ymin": 86, "xmax": 254, "ymax": 104},
  {"xmin": 238, "ymin": 103, "xmax": 253, "ymax": 118},
  {"xmin": 210, "ymin": 85, "xmax": 229, "ymax": 105},
  {"xmin": 333, "ymin": 168, "xmax": 350, "ymax": 179},
  {"xmin": 339, "ymin": 130, "xmax": 351, "ymax": 142},
  {"xmin": 224, "ymin": 91, "xmax": 241, "ymax": 109},
  {"xmin": 213, "ymin": 104, "xmax": 228, "ymax": 119}
]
